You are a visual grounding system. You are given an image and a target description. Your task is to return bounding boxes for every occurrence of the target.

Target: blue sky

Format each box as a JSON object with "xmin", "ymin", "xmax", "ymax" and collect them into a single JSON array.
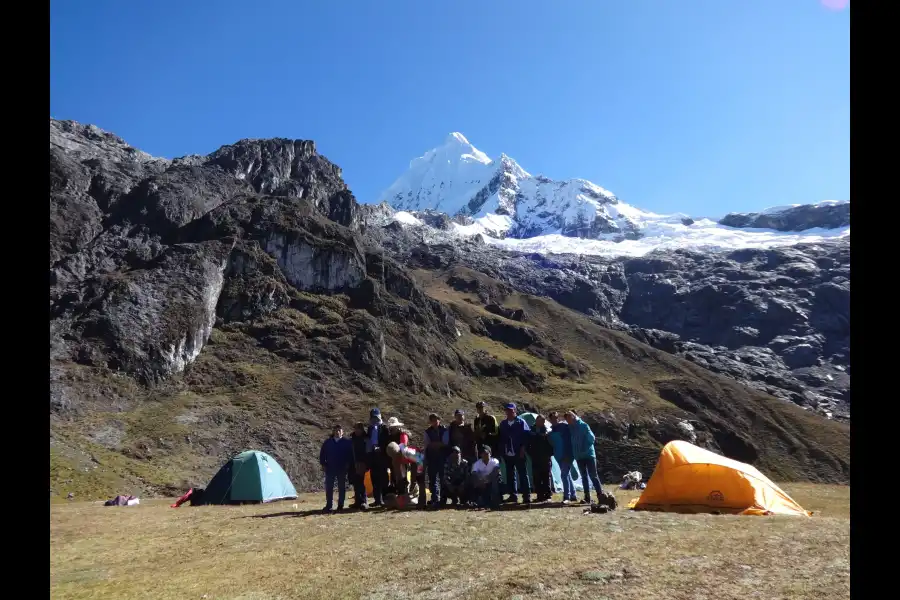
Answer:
[{"xmin": 50, "ymin": 0, "xmax": 849, "ymax": 216}]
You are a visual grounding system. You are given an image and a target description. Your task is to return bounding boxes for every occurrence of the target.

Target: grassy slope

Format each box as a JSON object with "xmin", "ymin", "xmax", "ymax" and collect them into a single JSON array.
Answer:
[
  {"xmin": 49, "ymin": 484, "xmax": 849, "ymax": 600},
  {"xmin": 49, "ymin": 267, "xmax": 850, "ymax": 501}
]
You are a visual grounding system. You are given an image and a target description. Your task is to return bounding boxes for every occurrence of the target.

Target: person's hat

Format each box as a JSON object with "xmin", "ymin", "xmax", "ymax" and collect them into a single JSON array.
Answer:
[
  {"xmin": 370, "ymin": 408, "xmax": 381, "ymax": 417},
  {"xmin": 503, "ymin": 402, "xmax": 516, "ymax": 410},
  {"xmin": 454, "ymin": 409, "xmax": 464, "ymax": 416},
  {"xmin": 480, "ymin": 445, "xmax": 492, "ymax": 455},
  {"xmin": 450, "ymin": 446, "xmax": 461, "ymax": 454},
  {"xmin": 386, "ymin": 416, "xmax": 404, "ymax": 428}
]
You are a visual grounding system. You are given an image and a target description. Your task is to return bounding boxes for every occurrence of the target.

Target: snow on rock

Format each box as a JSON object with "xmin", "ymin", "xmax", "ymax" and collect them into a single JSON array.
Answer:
[{"xmin": 393, "ymin": 211, "xmax": 425, "ymax": 226}]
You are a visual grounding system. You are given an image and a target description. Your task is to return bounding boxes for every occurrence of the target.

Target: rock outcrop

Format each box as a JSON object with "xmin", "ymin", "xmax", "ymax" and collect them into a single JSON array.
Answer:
[{"xmin": 719, "ymin": 201, "xmax": 850, "ymax": 232}]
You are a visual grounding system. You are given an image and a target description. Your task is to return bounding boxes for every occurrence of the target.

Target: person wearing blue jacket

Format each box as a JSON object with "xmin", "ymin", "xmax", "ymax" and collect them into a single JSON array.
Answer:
[
  {"xmin": 320, "ymin": 424, "xmax": 353, "ymax": 513},
  {"xmin": 565, "ymin": 411, "xmax": 605, "ymax": 504},
  {"xmin": 548, "ymin": 411, "xmax": 577, "ymax": 503},
  {"xmin": 498, "ymin": 402, "xmax": 532, "ymax": 504}
]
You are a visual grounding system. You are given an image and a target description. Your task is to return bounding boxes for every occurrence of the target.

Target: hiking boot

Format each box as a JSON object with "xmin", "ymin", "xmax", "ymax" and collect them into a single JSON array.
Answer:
[
  {"xmin": 502, "ymin": 496, "xmax": 518, "ymax": 504},
  {"xmin": 322, "ymin": 506, "xmax": 334, "ymax": 514},
  {"xmin": 336, "ymin": 507, "xmax": 345, "ymax": 513}
]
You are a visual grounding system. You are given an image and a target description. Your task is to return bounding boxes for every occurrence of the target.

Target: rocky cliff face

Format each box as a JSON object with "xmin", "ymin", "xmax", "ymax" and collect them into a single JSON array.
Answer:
[{"xmin": 49, "ymin": 119, "xmax": 849, "ymax": 500}]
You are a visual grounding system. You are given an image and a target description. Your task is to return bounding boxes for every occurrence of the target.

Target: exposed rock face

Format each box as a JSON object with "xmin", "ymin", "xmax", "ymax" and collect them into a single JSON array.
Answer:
[
  {"xmin": 720, "ymin": 202, "xmax": 850, "ymax": 231},
  {"xmin": 51, "ymin": 240, "xmax": 233, "ymax": 383},
  {"xmin": 206, "ymin": 138, "xmax": 360, "ymax": 228}
]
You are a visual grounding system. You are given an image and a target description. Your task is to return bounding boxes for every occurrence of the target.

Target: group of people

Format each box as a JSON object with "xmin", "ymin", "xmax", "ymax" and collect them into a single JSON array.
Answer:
[{"xmin": 318, "ymin": 401, "xmax": 606, "ymax": 513}]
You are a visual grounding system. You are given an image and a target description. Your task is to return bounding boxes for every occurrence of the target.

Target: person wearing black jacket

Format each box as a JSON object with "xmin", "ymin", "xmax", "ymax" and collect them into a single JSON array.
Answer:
[
  {"xmin": 366, "ymin": 408, "xmax": 390, "ymax": 507},
  {"xmin": 423, "ymin": 413, "xmax": 450, "ymax": 507},
  {"xmin": 448, "ymin": 409, "xmax": 477, "ymax": 463},
  {"xmin": 349, "ymin": 422, "xmax": 369, "ymax": 510},
  {"xmin": 473, "ymin": 401, "xmax": 500, "ymax": 458},
  {"xmin": 529, "ymin": 414, "xmax": 555, "ymax": 502}
]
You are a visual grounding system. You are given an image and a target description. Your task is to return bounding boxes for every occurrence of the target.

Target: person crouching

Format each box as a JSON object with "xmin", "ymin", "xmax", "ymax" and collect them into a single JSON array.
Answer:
[
  {"xmin": 470, "ymin": 445, "xmax": 501, "ymax": 509},
  {"xmin": 443, "ymin": 446, "xmax": 470, "ymax": 507}
]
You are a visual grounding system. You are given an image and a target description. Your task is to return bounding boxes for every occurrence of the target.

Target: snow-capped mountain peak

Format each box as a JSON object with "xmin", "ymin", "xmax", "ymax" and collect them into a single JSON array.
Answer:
[{"xmin": 378, "ymin": 133, "xmax": 645, "ymax": 239}]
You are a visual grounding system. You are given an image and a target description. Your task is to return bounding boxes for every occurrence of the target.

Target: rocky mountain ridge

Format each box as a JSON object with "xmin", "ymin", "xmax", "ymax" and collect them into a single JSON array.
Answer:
[
  {"xmin": 719, "ymin": 201, "xmax": 850, "ymax": 232},
  {"xmin": 49, "ymin": 119, "xmax": 849, "ymax": 500}
]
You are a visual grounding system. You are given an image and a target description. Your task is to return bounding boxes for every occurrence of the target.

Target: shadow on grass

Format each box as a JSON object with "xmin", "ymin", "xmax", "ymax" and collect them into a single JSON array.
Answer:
[{"xmin": 243, "ymin": 501, "xmax": 585, "ymax": 519}]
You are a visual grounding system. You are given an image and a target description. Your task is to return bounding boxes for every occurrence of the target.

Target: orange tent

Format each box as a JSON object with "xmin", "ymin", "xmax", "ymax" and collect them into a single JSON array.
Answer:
[{"xmin": 628, "ymin": 440, "xmax": 811, "ymax": 516}]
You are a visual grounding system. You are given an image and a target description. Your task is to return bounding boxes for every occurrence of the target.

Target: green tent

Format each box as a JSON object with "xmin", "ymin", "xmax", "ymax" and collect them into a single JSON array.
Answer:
[{"xmin": 199, "ymin": 450, "xmax": 298, "ymax": 505}]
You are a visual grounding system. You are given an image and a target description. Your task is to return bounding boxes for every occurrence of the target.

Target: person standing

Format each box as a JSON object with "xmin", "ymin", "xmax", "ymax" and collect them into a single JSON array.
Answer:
[
  {"xmin": 366, "ymin": 408, "xmax": 389, "ymax": 507},
  {"xmin": 566, "ymin": 411, "xmax": 605, "ymax": 504},
  {"xmin": 528, "ymin": 415, "xmax": 554, "ymax": 502},
  {"xmin": 548, "ymin": 411, "xmax": 576, "ymax": 503},
  {"xmin": 473, "ymin": 401, "xmax": 499, "ymax": 458},
  {"xmin": 349, "ymin": 422, "xmax": 369, "ymax": 510},
  {"xmin": 423, "ymin": 413, "xmax": 450, "ymax": 508},
  {"xmin": 449, "ymin": 409, "xmax": 477, "ymax": 463},
  {"xmin": 498, "ymin": 402, "xmax": 532, "ymax": 505},
  {"xmin": 470, "ymin": 445, "xmax": 502, "ymax": 509},
  {"xmin": 319, "ymin": 424, "xmax": 353, "ymax": 513}
]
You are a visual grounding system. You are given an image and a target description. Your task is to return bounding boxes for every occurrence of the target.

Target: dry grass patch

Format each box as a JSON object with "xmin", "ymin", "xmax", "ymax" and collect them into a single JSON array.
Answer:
[{"xmin": 50, "ymin": 484, "xmax": 848, "ymax": 600}]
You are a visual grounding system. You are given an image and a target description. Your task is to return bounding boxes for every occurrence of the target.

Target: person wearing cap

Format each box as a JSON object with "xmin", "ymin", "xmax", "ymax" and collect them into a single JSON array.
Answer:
[
  {"xmin": 565, "ymin": 410, "xmax": 605, "ymax": 504},
  {"xmin": 470, "ymin": 445, "xmax": 501, "ymax": 509},
  {"xmin": 548, "ymin": 411, "xmax": 576, "ymax": 503},
  {"xmin": 449, "ymin": 409, "xmax": 477, "ymax": 463},
  {"xmin": 319, "ymin": 424, "xmax": 353, "ymax": 513},
  {"xmin": 423, "ymin": 413, "xmax": 450, "ymax": 507},
  {"xmin": 443, "ymin": 446, "xmax": 471, "ymax": 506},
  {"xmin": 366, "ymin": 408, "xmax": 390, "ymax": 507},
  {"xmin": 473, "ymin": 401, "xmax": 499, "ymax": 458},
  {"xmin": 349, "ymin": 422, "xmax": 370, "ymax": 510},
  {"xmin": 385, "ymin": 416, "xmax": 411, "ymax": 495},
  {"xmin": 498, "ymin": 402, "xmax": 532, "ymax": 504}
]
